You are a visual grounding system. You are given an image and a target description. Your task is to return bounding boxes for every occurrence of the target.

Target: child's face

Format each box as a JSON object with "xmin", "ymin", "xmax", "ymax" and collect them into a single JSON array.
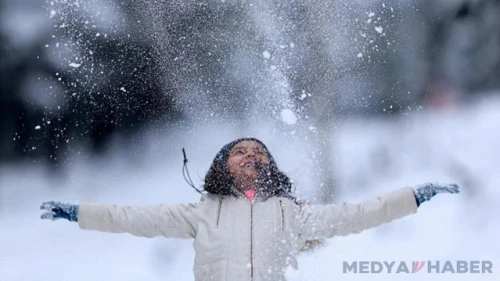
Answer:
[{"xmin": 227, "ymin": 140, "xmax": 270, "ymax": 184}]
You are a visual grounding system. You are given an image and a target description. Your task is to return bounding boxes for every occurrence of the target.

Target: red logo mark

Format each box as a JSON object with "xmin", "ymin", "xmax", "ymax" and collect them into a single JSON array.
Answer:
[{"xmin": 412, "ymin": 261, "xmax": 426, "ymax": 273}]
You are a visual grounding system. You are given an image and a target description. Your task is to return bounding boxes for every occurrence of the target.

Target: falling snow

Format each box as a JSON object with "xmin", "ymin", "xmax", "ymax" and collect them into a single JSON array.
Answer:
[{"xmin": 281, "ymin": 109, "xmax": 297, "ymax": 125}]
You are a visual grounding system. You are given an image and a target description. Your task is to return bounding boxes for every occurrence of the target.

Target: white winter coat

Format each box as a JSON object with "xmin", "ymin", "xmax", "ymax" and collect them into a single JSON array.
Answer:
[{"xmin": 78, "ymin": 187, "xmax": 417, "ymax": 281}]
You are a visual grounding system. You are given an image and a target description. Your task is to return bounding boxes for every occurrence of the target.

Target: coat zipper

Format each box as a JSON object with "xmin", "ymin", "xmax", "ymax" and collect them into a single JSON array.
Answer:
[
  {"xmin": 216, "ymin": 197, "xmax": 222, "ymax": 228},
  {"xmin": 250, "ymin": 201, "xmax": 254, "ymax": 280},
  {"xmin": 279, "ymin": 199, "xmax": 285, "ymax": 231}
]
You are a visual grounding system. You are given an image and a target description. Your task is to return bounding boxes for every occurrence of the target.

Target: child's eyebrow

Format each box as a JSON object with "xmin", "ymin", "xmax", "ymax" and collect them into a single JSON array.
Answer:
[{"xmin": 231, "ymin": 147, "xmax": 246, "ymax": 152}]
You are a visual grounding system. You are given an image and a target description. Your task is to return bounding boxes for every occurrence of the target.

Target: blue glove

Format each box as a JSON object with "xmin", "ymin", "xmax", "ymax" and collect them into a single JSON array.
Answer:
[
  {"xmin": 412, "ymin": 183, "xmax": 460, "ymax": 207},
  {"xmin": 40, "ymin": 201, "xmax": 79, "ymax": 222}
]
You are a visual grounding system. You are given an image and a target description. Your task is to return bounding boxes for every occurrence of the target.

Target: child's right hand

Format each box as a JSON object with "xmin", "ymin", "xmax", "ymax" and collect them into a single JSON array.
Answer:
[{"xmin": 40, "ymin": 201, "xmax": 79, "ymax": 222}]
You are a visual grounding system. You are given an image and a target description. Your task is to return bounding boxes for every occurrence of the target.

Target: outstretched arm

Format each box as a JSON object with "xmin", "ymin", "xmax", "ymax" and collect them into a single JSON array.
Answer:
[
  {"xmin": 40, "ymin": 201, "xmax": 199, "ymax": 239},
  {"xmin": 299, "ymin": 183, "xmax": 459, "ymax": 241}
]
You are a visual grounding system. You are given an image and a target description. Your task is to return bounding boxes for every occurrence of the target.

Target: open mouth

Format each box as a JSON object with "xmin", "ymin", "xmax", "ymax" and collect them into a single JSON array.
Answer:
[{"xmin": 241, "ymin": 161, "xmax": 256, "ymax": 168}]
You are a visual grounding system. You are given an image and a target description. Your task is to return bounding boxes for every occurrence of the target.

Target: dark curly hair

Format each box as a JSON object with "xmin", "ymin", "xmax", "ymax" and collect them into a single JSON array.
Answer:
[{"xmin": 203, "ymin": 138, "xmax": 295, "ymax": 200}]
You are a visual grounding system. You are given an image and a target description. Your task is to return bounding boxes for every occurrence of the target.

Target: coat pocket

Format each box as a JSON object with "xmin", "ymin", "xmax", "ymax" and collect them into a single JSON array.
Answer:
[{"xmin": 194, "ymin": 259, "xmax": 226, "ymax": 281}]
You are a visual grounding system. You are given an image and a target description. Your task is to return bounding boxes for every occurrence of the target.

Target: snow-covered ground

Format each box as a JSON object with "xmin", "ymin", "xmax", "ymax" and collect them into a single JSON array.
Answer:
[{"xmin": 1, "ymin": 96, "xmax": 499, "ymax": 281}]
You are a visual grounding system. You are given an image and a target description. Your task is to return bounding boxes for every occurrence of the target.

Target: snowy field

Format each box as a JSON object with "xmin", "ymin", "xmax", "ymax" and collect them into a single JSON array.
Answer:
[{"xmin": 1, "ymin": 95, "xmax": 499, "ymax": 281}]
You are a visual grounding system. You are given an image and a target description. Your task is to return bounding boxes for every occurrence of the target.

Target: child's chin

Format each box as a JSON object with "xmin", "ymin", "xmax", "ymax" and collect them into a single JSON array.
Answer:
[{"xmin": 245, "ymin": 172, "xmax": 258, "ymax": 179}]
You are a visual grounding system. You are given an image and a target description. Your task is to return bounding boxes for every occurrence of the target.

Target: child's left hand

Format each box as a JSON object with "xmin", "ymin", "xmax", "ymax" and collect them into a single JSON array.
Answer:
[{"xmin": 413, "ymin": 183, "xmax": 460, "ymax": 206}]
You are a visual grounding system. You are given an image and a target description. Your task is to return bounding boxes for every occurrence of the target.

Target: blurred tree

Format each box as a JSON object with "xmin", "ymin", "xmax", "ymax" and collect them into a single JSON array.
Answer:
[
  {"xmin": 0, "ymin": 0, "xmax": 183, "ymax": 166},
  {"xmin": 418, "ymin": 0, "xmax": 500, "ymax": 104}
]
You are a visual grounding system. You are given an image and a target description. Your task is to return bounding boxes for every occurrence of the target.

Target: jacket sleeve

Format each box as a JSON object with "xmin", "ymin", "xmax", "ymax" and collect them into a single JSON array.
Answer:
[
  {"xmin": 77, "ymin": 202, "xmax": 199, "ymax": 239},
  {"xmin": 298, "ymin": 187, "xmax": 417, "ymax": 241}
]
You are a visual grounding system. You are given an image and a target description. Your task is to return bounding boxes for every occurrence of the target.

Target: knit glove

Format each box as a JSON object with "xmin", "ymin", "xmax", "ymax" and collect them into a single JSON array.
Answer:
[
  {"xmin": 412, "ymin": 183, "xmax": 460, "ymax": 207},
  {"xmin": 40, "ymin": 201, "xmax": 79, "ymax": 222}
]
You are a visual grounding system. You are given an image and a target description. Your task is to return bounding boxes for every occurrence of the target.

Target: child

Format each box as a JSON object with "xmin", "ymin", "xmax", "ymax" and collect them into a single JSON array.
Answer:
[{"xmin": 40, "ymin": 137, "xmax": 459, "ymax": 281}]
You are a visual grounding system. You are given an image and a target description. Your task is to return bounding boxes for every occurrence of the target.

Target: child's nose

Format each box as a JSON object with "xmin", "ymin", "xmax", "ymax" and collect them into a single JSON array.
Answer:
[{"xmin": 246, "ymin": 151, "xmax": 256, "ymax": 158}]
